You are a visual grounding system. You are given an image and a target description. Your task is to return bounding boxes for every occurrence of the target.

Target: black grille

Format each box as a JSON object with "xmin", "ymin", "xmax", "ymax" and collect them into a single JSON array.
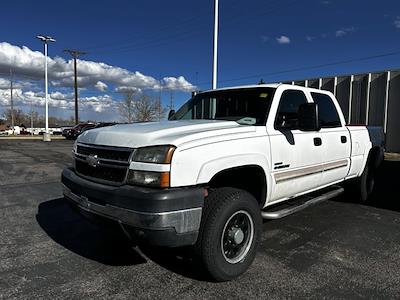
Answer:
[
  {"xmin": 75, "ymin": 160, "xmax": 127, "ymax": 183},
  {"xmin": 77, "ymin": 144, "xmax": 132, "ymax": 162}
]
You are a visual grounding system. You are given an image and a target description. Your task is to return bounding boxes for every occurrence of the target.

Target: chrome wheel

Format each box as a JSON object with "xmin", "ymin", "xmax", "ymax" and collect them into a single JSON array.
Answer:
[{"xmin": 221, "ymin": 210, "xmax": 254, "ymax": 264}]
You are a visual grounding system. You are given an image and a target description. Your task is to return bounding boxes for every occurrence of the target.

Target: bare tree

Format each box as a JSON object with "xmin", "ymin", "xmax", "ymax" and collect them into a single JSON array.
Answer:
[
  {"xmin": 118, "ymin": 91, "xmax": 167, "ymax": 122},
  {"xmin": 134, "ymin": 94, "xmax": 168, "ymax": 122},
  {"xmin": 3, "ymin": 109, "xmax": 27, "ymax": 125},
  {"xmin": 118, "ymin": 91, "xmax": 135, "ymax": 123},
  {"xmin": 155, "ymin": 97, "xmax": 163, "ymax": 121}
]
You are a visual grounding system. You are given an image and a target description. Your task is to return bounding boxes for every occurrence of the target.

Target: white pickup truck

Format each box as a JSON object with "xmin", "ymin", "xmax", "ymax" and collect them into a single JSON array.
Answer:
[{"xmin": 62, "ymin": 84, "xmax": 384, "ymax": 281}]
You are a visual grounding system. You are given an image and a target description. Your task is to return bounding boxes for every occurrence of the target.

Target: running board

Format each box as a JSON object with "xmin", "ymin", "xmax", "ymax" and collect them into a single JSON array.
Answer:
[{"xmin": 261, "ymin": 186, "xmax": 344, "ymax": 220}]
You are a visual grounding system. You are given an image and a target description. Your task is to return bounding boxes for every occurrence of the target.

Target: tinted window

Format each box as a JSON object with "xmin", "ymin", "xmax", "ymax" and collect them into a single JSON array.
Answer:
[
  {"xmin": 311, "ymin": 93, "xmax": 341, "ymax": 128},
  {"xmin": 275, "ymin": 90, "xmax": 308, "ymax": 130}
]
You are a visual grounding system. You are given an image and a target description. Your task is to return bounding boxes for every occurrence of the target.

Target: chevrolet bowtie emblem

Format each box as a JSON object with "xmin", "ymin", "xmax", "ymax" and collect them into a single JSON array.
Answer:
[{"xmin": 86, "ymin": 154, "xmax": 100, "ymax": 168}]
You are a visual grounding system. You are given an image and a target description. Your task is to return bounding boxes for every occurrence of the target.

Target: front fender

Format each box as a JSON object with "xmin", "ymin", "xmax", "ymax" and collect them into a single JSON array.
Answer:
[
  {"xmin": 196, "ymin": 154, "xmax": 272, "ymax": 204},
  {"xmin": 197, "ymin": 154, "xmax": 270, "ymax": 184}
]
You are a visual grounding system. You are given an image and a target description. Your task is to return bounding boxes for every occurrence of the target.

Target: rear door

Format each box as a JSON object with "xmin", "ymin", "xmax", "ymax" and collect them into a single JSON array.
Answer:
[
  {"xmin": 267, "ymin": 88, "xmax": 324, "ymax": 203},
  {"xmin": 310, "ymin": 92, "xmax": 351, "ymax": 186}
]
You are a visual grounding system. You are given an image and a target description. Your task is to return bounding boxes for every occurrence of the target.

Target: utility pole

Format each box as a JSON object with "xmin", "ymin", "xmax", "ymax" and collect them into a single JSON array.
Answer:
[
  {"xmin": 30, "ymin": 98, "xmax": 34, "ymax": 130},
  {"xmin": 9, "ymin": 69, "xmax": 14, "ymax": 134},
  {"xmin": 64, "ymin": 49, "xmax": 86, "ymax": 125},
  {"xmin": 158, "ymin": 75, "xmax": 162, "ymax": 121},
  {"xmin": 212, "ymin": 0, "xmax": 219, "ymax": 89},
  {"xmin": 169, "ymin": 90, "xmax": 174, "ymax": 110}
]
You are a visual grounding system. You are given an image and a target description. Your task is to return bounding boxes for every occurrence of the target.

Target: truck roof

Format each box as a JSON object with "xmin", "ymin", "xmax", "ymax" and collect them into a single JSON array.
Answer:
[
  {"xmin": 200, "ymin": 83, "xmax": 281, "ymax": 94},
  {"xmin": 199, "ymin": 83, "xmax": 333, "ymax": 96}
]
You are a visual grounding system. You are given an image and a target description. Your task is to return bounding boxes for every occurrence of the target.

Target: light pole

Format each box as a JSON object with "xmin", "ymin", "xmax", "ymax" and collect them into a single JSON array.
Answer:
[
  {"xmin": 212, "ymin": 0, "xmax": 219, "ymax": 90},
  {"xmin": 36, "ymin": 35, "xmax": 56, "ymax": 141}
]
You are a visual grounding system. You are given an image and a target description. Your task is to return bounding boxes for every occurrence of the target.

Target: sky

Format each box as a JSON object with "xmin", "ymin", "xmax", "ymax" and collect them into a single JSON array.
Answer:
[{"xmin": 0, "ymin": 0, "xmax": 400, "ymax": 122}]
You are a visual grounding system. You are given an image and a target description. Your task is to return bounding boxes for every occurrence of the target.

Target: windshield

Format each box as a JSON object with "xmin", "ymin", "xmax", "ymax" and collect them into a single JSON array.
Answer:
[{"xmin": 173, "ymin": 87, "xmax": 276, "ymax": 125}]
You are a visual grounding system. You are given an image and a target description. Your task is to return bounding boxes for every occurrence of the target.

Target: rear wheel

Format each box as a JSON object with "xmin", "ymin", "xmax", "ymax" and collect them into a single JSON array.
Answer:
[
  {"xmin": 359, "ymin": 163, "xmax": 375, "ymax": 202},
  {"xmin": 347, "ymin": 161, "xmax": 375, "ymax": 203},
  {"xmin": 195, "ymin": 187, "xmax": 262, "ymax": 281}
]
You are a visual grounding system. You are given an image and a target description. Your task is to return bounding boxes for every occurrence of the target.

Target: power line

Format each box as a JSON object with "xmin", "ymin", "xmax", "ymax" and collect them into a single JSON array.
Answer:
[
  {"xmin": 80, "ymin": 14, "xmax": 207, "ymax": 52},
  {"xmin": 77, "ymin": 0, "xmax": 293, "ymax": 55},
  {"xmin": 193, "ymin": 50, "xmax": 400, "ymax": 86}
]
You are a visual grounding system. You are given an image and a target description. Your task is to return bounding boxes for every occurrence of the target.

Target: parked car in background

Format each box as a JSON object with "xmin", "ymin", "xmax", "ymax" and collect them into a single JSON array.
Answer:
[
  {"xmin": 94, "ymin": 122, "xmax": 117, "ymax": 129},
  {"xmin": 0, "ymin": 124, "xmax": 10, "ymax": 135},
  {"xmin": 62, "ymin": 127, "xmax": 72, "ymax": 137},
  {"xmin": 19, "ymin": 129, "xmax": 32, "ymax": 135},
  {"xmin": 63, "ymin": 123, "xmax": 95, "ymax": 140}
]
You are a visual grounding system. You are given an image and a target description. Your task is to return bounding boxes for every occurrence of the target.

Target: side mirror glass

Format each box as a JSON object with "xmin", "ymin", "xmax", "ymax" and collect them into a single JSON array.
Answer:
[
  {"xmin": 168, "ymin": 109, "xmax": 176, "ymax": 120},
  {"xmin": 298, "ymin": 103, "xmax": 320, "ymax": 131}
]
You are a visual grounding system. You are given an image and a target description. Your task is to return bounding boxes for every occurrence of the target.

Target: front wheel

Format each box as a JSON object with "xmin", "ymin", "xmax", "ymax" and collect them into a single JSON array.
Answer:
[{"xmin": 195, "ymin": 187, "xmax": 262, "ymax": 281}]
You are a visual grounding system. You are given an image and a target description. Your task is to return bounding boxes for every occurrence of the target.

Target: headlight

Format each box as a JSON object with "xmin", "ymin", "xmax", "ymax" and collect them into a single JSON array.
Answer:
[
  {"xmin": 72, "ymin": 140, "xmax": 78, "ymax": 154},
  {"xmin": 133, "ymin": 145, "xmax": 175, "ymax": 164},
  {"xmin": 127, "ymin": 171, "xmax": 170, "ymax": 188},
  {"xmin": 128, "ymin": 145, "xmax": 175, "ymax": 188}
]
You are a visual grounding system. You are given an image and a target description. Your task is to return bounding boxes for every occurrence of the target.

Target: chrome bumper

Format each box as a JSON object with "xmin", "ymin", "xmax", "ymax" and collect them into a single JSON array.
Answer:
[{"xmin": 62, "ymin": 185, "xmax": 202, "ymax": 234}]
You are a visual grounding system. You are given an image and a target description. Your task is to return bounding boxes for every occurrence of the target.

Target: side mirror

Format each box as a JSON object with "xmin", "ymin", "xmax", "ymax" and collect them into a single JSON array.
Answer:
[
  {"xmin": 168, "ymin": 109, "xmax": 176, "ymax": 120},
  {"xmin": 298, "ymin": 103, "xmax": 320, "ymax": 131}
]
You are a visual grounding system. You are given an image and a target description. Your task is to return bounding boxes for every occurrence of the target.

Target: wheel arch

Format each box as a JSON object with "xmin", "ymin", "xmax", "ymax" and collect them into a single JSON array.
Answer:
[{"xmin": 206, "ymin": 164, "xmax": 268, "ymax": 208}]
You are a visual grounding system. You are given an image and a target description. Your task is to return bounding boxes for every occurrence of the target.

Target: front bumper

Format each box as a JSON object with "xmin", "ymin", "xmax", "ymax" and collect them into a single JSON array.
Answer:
[{"xmin": 61, "ymin": 167, "xmax": 204, "ymax": 247}]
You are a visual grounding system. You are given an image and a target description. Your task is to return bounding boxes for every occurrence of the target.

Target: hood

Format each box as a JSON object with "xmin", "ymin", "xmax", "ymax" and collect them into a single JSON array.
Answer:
[{"xmin": 77, "ymin": 120, "xmax": 256, "ymax": 148}]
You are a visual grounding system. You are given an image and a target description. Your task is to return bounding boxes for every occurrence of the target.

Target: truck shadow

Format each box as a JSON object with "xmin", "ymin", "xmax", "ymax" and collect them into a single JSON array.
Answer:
[
  {"xmin": 36, "ymin": 197, "xmax": 209, "ymax": 280},
  {"xmin": 139, "ymin": 245, "xmax": 210, "ymax": 281},
  {"xmin": 36, "ymin": 160, "xmax": 398, "ymax": 280},
  {"xmin": 336, "ymin": 159, "xmax": 400, "ymax": 211},
  {"xmin": 36, "ymin": 198, "xmax": 146, "ymax": 266}
]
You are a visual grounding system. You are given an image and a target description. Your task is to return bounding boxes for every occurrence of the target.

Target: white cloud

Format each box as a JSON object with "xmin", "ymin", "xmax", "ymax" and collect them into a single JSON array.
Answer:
[
  {"xmin": 335, "ymin": 27, "xmax": 356, "ymax": 37},
  {"xmin": 261, "ymin": 35, "xmax": 270, "ymax": 43},
  {"xmin": 94, "ymin": 81, "xmax": 108, "ymax": 92},
  {"xmin": 335, "ymin": 30, "xmax": 346, "ymax": 37},
  {"xmin": 0, "ymin": 78, "xmax": 10, "ymax": 89},
  {"xmin": 80, "ymin": 95, "xmax": 115, "ymax": 113},
  {"xmin": 0, "ymin": 42, "xmax": 195, "ymax": 93},
  {"xmin": 0, "ymin": 77, "xmax": 36, "ymax": 90},
  {"xmin": 321, "ymin": 0, "xmax": 331, "ymax": 4},
  {"xmin": 394, "ymin": 17, "xmax": 400, "ymax": 28},
  {"xmin": 276, "ymin": 36, "xmax": 291, "ymax": 44},
  {"xmin": 0, "ymin": 87, "xmax": 117, "ymax": 114},
  {"xmin": 114, "ymin": 86, "xmax": 142, "ymax": 93},
  {"xmin": 50, "ymin": 91, "xmax": 71, "ymax": 100},
  {"xmin": 306, "ymin": 36, "xmax": 315, "ymax": 42},
  {"xmin": 162, "ymin": 76, "xmax": 195, "ymax": 92}
]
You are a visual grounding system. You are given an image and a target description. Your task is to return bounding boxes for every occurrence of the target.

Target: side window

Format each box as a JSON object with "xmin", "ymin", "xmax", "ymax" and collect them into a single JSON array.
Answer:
[
  {"xmin": 311, "ymin": 93, "xmax": 342, "ymax": 128},
  {"xmin": 275, "ymin": 90, "xmax": 308, "ymax": 130}
]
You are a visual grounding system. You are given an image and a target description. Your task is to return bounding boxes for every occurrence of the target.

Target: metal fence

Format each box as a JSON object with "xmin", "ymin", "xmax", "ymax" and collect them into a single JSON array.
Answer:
[{"xmin": 284, "ymin": 70, "xmax": 399, "ymax": 153}]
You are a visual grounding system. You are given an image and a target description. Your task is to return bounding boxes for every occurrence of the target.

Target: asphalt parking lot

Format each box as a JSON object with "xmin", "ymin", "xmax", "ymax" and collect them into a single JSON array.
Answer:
[{"xmin": 1, "ymin": 140, "xmax": 400, "ymax": 299}]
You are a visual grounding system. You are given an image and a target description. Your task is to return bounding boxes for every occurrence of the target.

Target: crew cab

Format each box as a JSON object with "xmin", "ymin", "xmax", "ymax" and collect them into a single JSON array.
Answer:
[{"xmin": 61, "ymin": 84, "xmax": 384, "ymax": 281}]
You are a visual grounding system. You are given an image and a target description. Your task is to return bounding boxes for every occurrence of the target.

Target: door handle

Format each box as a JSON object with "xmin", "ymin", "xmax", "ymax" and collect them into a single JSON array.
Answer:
[
  {"xmin": 341, "ymin": 136, "xmax": 347, "ymax": 143},
  {"xmin": 314, "ymin": 137, "xmax": 322, "ymax": 146}
]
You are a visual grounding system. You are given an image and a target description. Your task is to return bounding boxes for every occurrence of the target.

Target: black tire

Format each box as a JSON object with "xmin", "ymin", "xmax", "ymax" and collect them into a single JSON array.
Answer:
[
  {"xmin": 350, "ymin": 162, "xmax": 375, "ymax": 203},
  {"xmin": 195, "ymin": 187, "xmax": 262, "ymax": 282}
]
